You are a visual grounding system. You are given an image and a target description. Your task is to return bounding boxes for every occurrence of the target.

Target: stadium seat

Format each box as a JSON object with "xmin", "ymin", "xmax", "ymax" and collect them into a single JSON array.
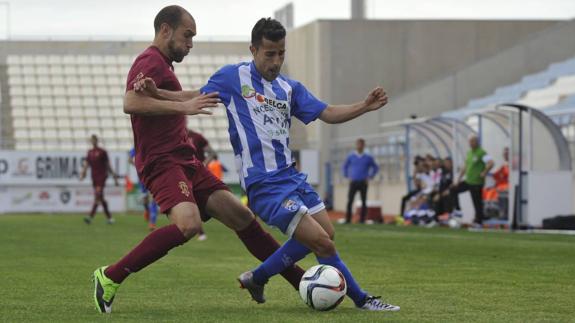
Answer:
[
  {"xmin": 9, "ymin": 86, "xmax": 24, "ymax": 96},
  {"xmin": 6, "ymin": 55, "xmax": 21, "ymax": 65},
  {"xmin": 48, "ymin": 55, "xmax": 62, "ymax": 65},
  {"xmin": 85, "ymin": 118, "xmax": 100, "ymax": 128},
  {"xmin": 103, "ymin": 56, "xmax": 118, "ymax": 65},
  {"xmin": 34, "ymin": 55, "xmax": 49, "ymax": 65},
  {"xmin": 11, "ymin": 106, "xmax": 27, "ymax": 117},
  {"xmin": 98, "ymin": 116, "xmax": 116, "ymax": 128},
  {"xmin": 7, "ymin": 65, "xmax": 22, "ymax": 76},
  {"xmin": 11, "ymin": 96, "xmax": 26, "ymax": 108},
  {"xmin": 58, "ymin": 128, "xmax": 73, "ymax": 138},
  {"xmin": 43, "ymin": 129, "xmax": 59, "ymax": 140},
  {"xmin": 56, "ymin": 117, "xmax": 72, "ymax": 128},
  {"xmin": 14, "ymin": 129, "xmax": 29, "ymax": 140},
  {"xmin": 25, "ymin": 97, "xmax": 40, "ymax": 107},
  {"xmin": 21, "ymin": 65, "xmax": 36, "ymax": 76},
  {"xmin": 59, "ymin": 141, "xmax": 75, "ymax": 151},
  {"xmin": 40, "ymin": 107, "xmax": 56, "ymax": 118},
  {"xmin": 29, "ymin": 129, "xmax": 43, "ymax": 140},
  {"xmin": 68, "ymin": 94, "xmax": 82, "ymax": 108},
  {"xmin": 52, "ymin": 86, "xmax": 67, "ymax": 96},
  {"xmin": 96, "ymin": 96, "xmax": 111, "ymax": 107},
  {"xmin": 29, "ymin": 142, "xmax": 45, "ymax": 151},
  {"xmin": 54, "ymin": 99, "xmax": 68, "ymax": 110},
  {"xmin": 36, "ymin": 66, "xmax": 50, "ymax": 75},
  {"xmin": 12, "ymin": 117, "xmax": 27, "ymax": 128},
  {"xmin": 79, "ymin": 75, "xmax": 93, "ymax": 86},
  {"xmin": 8, "ymin": 75, "xmax": 24, "ymax": 86},
  {"xmin": 63, "ymin": 65, "xmax": 77, "ymax": 76},
  {"xmin": 17, "ymin": 141, "xmax": 32, "ymax": 150},
  {"xmin": 43, "ymin": 142, "xmax": 60, "ymax": 151},
  {"xmin": 39, "ymin": 97, "xmax": 55, "ymax": 109},
  {"xmin": 117, "ymin": 129, "xmax": 132, "ymax": 139},
  {"xmin": 74, "ymin": 118, "xmax": 88, "ymax": 129},
  {"xmin": 50, "ymin": 65, "xmax": 65, "ymax": 75},
  {"xmin": 73, "ymin": 129, "xmax": 88, "ymax": 139},
  {"xmin": 66, "ymin": 86, "xmax": 81, "ymax": 96},
  {"xmin": 82, "ymin": 96, "xmax": 98, "ymax": 110},
  {"xmin": 52, "ymin": 76, "xmax": 66, "ymax": 86}
]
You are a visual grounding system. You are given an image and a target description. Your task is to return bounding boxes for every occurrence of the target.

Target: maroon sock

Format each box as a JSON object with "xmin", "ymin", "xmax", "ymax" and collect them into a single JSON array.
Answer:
[
  {"xmin": 89, "ymin": 203, "xmax": 98, "ymax": 218},
  {"xmin": 102, "ymin": 200, "xmax": 112, "ymax": 219},
  {"xmin": 104, "ymin": 224, "xmax": 187, "ymax": 283},
  {"xmin": 236, "ymin": 219, "xmax": 305, "ymax": 290}
]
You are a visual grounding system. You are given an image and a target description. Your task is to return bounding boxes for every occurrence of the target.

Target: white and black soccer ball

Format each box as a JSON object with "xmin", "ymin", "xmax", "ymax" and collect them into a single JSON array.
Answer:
[{"xmin": 299, "ymin": 265, "xmax": 347, "ymax": 311}]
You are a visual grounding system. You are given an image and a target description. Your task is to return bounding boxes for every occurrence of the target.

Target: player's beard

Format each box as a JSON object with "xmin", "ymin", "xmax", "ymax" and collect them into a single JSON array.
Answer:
[{"xmin": 168, "ymin": 39, "xmax": 188, "ymax": 63}]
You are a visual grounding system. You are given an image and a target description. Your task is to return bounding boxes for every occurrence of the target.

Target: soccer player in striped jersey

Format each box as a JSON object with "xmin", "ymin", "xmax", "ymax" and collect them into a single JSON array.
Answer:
[{"xmin": 200, "ymin": 18, "xmax": 400, "ymax": 311}]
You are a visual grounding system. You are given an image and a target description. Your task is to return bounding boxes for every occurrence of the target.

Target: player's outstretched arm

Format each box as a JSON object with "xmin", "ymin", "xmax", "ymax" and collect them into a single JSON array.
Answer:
[
  {"xmin": 133, "ymin": 77, "xmax": 201, "ymax": 102},
  {"xmin": 319, "ymin": 87, "xmax": 388, "ymax": 124},
  {"xmin": 124, "ymin": 90, "xmax": 220, "ymax": 116}
]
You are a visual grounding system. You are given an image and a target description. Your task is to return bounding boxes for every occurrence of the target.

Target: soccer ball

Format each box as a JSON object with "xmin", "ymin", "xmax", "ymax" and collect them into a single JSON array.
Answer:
[{"xmin": 299, "ymin": 265, "xmax": 347, "ymax": 311}]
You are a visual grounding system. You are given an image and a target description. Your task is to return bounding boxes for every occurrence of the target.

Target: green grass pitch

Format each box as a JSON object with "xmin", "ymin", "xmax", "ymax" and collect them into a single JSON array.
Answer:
[{"xmin": 0, "ymin": 214, "xmax": 573, "ymax": 322}]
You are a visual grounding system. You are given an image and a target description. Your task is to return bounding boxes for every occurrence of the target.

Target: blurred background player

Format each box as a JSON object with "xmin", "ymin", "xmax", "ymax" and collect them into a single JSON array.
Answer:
[
  {"xmin": 341, "ymin": 138, "xmax": 379, "ymax": 224},
  {"xmin": 129, "ymin": 148, "xmax": 158, "ymax": 231},
  {"xmin": 79, "ymin": 134, "xmax": 119, "ymax": 224},
  {"xmin": 187, "ymin": 129, "xmax": 215, "ymax": 241},
  {"xmin": 207, "ymin": 153, "xmax": 228, "ymax": 181}
]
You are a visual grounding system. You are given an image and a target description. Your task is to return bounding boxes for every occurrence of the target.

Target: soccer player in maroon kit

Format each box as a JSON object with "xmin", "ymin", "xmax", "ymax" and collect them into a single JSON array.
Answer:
[
  {"xmin": 92, "ymin": 5, "xmax": 304, "ymax": 313},
  {"xmin": 80, "ymin": 134, "xmax": 119, "ymax": 224}
]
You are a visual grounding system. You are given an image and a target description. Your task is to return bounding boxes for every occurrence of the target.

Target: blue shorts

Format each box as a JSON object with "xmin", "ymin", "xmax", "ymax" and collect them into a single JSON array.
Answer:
[
  {"xmin": 138, "ymin": 181, "xmax": 148, "ymax": 194},
  {"xmin": 247, "ymin": 168, "xmax": 325, "ymax": 236}
]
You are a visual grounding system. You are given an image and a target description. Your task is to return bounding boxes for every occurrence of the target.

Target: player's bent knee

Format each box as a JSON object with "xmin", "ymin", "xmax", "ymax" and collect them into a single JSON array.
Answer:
[
  {"xmin": 312, "ymin": 236, "xmax": 336, "ymax": 258},
  {"xmin": 169, "ymin": 205, "xmax": 203, "ymax": 240},
  {"xmin": 175, "ymin": 221, "xmax": 201, "ymax": 240},
  {"xmin": 326, "ymin": 228, "xmax": 335, "ymax": 241}
]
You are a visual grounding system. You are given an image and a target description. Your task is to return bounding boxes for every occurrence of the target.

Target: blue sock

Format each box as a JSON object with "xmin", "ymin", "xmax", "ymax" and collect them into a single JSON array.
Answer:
[
  {"xmin": 252, "ymin": 238, "xmax": 311, "ymax": 285},
  {"xmin": 149, "ymin": 201, "xmax": 158, "ymax": 225},
  {"xmin": 317, "ymin": 253, "xmax": 368, "ymax": 307}
]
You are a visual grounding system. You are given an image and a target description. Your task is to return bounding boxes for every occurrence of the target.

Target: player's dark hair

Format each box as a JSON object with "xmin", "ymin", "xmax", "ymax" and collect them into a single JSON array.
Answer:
[
  {"xmin": 251, "ymin": 18, "xmax": 286, "ymax": 48},
  {"xmin": 154, "ymin": 5, "xmax": 188, "ymax": 34}
]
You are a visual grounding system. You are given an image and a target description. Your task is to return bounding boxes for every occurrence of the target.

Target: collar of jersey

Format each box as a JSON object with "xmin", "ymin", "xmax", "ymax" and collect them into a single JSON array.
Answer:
[{"xmin": 249, "ymin": 60, "xmax": 275, "ymax": 85}]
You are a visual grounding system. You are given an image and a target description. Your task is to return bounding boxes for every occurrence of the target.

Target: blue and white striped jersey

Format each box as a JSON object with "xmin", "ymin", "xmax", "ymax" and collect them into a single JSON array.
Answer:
[{"xmin": 201, "ymin": 61, "xmax": 327, "ymax": 189}]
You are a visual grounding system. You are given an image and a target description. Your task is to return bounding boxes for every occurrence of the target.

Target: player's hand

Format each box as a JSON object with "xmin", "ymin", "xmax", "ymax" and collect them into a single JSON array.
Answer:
[
  {"xmin": 180, "ymin": 92, "xmax": 221, "ymax": 115},
  {"xmin": 363, "ymin": 87, "xmax": 388, "ymax": 112},
  {"xmin": 133, "ymin": 76, "xmax": 158, "ymax": 98}
]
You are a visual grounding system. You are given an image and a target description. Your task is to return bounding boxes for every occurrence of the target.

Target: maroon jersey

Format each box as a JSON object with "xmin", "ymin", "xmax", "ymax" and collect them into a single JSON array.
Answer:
[
  {"xmin": 126, "ymin": 46, "xmax": 198, "ymax": 177},
  {"xmin": 188, "ymin": 130, "xmax": 209, "ymax": 162},
  {"xmin": 86, "ymin": 147, "xmax": 109, "ymax": 184}
]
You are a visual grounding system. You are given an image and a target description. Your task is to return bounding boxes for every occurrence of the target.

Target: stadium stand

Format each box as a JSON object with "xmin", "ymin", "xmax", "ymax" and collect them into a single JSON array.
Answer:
[
  {"xmin": 461, "ymin": 56, "xmax": 575, "ymax": 111},
  {"xmin": 5, "ymin": 54, "xmax": 251, "ymax": 151}
]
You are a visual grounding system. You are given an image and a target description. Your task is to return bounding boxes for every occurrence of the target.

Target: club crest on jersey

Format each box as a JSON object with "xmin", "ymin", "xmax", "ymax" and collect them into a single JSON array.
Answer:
[
  {"xmin": 178, "ymin": 181, "xmax": 190, "ymax": 197},
  {"xmin": 242, "ymin": 85, "xmax": 256, "ymax": 98},
  {"xmin": 282, "ymin": 199, "xmax": 299, "ymax": 212}
]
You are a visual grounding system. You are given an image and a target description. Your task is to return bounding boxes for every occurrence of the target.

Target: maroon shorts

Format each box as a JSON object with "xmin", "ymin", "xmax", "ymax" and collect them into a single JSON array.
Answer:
[
  {"xmin": 92, "ymin": 180, "xmax": 106, "ymax": 193},
  {"xmin": 143, "ymin": 161, "xmax": 229, "ymax": 221}
]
